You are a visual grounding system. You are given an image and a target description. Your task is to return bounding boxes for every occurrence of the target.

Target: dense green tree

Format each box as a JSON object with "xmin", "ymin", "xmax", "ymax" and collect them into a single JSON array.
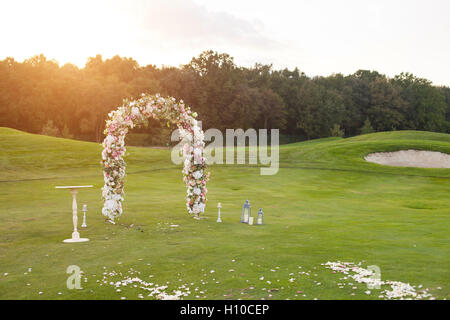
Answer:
[
  {"xmin": 228, "ymin": 85, "xmax": 261, "ymax": 129},
  {"xmin": 367, "ymin": 76, "xmax": 407, "ymax": 131},
  {"xmin": 295, "ymin": 80, "xmax": 346, "ymax": 139},
  {"xmin": 0, "ymin": 51, "xmax": 448, "ymax": 145},
  {"xmin": 270, "ymin": 68, "xmax": 308, "ymax": 136},
  {"xmin": 183, "ymin": 50, "xmax": 243, "ymax": 130},
  {"xmin": 437, "ymin": 86, "xmax": 450, "ymax": 133},
  {"xmin": 41, "ymin": 120, "xmax": 60, "ymax": 137},
  {"xmin": 258, "ymin": 88, "xmax": 286, "ymax": 130},
  {"xmin": 360, "ymin": 118, "xmax": 375, "ymax": 134},
  {"xmin": 393, "ymin": 73, "xmax": 447, "ymax": 132},
  {"xmin": 330, "ymin": 124, "xmax": 345, "ymax": 137}
]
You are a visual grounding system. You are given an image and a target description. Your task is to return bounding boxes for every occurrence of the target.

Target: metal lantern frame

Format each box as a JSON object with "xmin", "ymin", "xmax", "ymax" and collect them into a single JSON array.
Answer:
[
  {"xmin": 241, "ymin": 199, "xmax": 251, "ymax": 223},
  {"xmin": 217, "ymin": 203, "xmax": 222, "ymax": 223},
  {"xmin": 256, "ymin": 208, "xmax": 264, "ymax": 225},
  {"xmin": 81, "ymin": 204, "xmax": 88, "ymax": 228}
]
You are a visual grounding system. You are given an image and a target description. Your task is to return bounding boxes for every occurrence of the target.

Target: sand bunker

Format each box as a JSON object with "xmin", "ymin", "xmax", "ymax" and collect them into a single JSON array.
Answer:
[{"xmin": 365, "ymin": 150, "xmax": 450, "ymax": 168}]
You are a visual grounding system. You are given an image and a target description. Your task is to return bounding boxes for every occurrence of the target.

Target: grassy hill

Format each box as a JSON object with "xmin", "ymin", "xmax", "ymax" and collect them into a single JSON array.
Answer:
[{"xmin": 0, "ymin": 127, "xmax": 449, "ymax": 300}]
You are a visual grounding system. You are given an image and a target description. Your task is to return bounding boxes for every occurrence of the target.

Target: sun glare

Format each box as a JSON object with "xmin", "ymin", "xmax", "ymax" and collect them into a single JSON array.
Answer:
[{"xmin": 1, "ymin": 1, "xmax": 136, "ymax": 67}]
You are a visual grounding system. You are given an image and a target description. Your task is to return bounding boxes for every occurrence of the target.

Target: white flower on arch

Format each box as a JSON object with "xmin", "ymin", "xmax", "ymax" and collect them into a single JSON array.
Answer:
[{"xmin": 101, "ymin": 93, "xmax": 209, "ymax": 221}]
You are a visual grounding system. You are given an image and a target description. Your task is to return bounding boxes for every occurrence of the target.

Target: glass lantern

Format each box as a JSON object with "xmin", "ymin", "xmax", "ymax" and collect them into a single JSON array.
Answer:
[
  {"xmin": 241, "ymin": 200, "xmax": 251, "ymax": 223},
  {"xmin": 81, "ymin": 204, "xmax": 88, "ymax": 228},
  {"xmin": 256, "ymin": 208, "xmax": 264, "ymax": 225}
]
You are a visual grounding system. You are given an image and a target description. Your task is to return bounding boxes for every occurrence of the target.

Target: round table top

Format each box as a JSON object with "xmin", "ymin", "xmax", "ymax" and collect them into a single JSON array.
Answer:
[{"xmin": 55, "ymin": 186, "xmax": 93, "ymax": 189}]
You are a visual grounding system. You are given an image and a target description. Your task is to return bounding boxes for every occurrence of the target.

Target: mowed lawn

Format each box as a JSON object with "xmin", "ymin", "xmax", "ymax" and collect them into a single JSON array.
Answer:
[{"xmin": 0, "ymin": 127, "xmax": 449, "ymax": 300}]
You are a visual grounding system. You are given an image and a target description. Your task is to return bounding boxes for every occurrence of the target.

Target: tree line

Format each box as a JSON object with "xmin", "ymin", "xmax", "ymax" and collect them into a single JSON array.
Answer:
[{"xmin": 1, "ymin": 50, "xmax": 449, "ymax": 145}]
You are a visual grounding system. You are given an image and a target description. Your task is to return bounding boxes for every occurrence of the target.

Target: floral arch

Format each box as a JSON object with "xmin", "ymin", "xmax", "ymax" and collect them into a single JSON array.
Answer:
[{"xmin": 101, "ymin": 93, "xmax": 209, "ymax": 222}]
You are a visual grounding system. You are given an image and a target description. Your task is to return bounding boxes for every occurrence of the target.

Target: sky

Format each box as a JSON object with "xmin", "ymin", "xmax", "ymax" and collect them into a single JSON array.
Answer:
[{"xmin": 1, "ymin": 0, "xmax": 449, "ymax": 85}]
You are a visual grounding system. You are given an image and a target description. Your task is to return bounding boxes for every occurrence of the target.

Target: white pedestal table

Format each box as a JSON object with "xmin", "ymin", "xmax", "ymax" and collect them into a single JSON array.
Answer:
[{"xmin": 55, "ymin": 185, "xmax": 93, "ymax": 243}]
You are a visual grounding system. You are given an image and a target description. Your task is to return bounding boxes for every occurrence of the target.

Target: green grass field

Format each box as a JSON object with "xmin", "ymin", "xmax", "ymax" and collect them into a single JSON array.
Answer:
[{"xmin": 0, "ymin": 127, "xmax": 449, "ymax": 300}]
